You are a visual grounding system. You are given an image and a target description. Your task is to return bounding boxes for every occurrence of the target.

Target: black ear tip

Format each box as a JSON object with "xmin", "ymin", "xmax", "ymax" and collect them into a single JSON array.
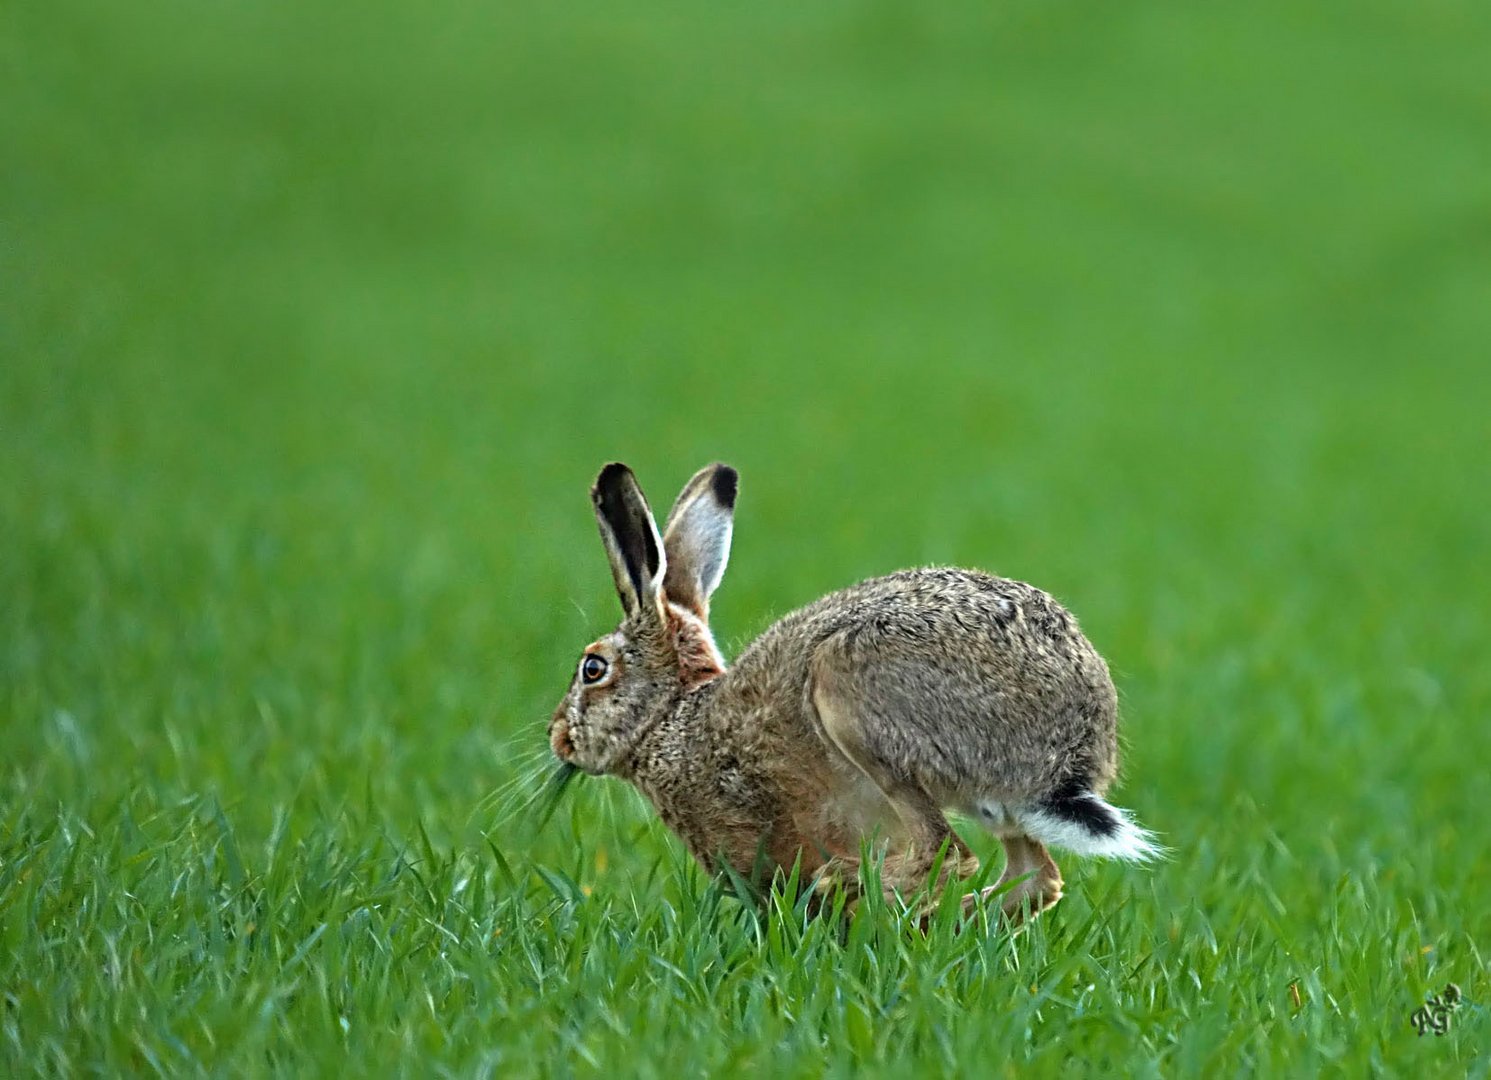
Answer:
[
  {"xmin": 711, "ymin": 464, "xmax": 739, "ymax": 508},
  {"xmin": 593, "ymin": 462, "xmax": 633, "ymax": 503}
]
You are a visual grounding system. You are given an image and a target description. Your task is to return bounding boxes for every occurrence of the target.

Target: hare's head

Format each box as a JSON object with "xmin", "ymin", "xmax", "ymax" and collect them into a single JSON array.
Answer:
[{"xmin": 549, "ymin": 462, "xmax": 737, "ymax": 776}]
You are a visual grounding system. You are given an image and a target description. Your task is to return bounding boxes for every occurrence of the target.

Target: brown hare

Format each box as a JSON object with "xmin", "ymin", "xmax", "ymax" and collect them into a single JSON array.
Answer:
[{"xmin": 548, "ymin": 462, "xmax": 1158, "ymax": 922}]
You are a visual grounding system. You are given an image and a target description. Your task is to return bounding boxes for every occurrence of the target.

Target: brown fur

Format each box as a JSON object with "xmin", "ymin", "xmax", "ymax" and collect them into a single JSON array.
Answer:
[
  {"xmin": 548, "ymin": 463, "xmax": 1155, "ymax": 922},
  {"xmin": 667, "ymin": 604, "xmax": 726, "ymax": 688}
]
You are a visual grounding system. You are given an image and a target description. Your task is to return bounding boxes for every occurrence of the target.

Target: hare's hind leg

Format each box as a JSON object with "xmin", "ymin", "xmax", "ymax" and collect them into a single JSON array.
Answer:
[
  {"xmin": 990, "ymin": 835, "xmax": 1063, "ymax": 922},
  {"xmin": 809, "ymin": 679, "xmax": 979, "ymax": 904},
  {"xmin": 957, "ymin": 836, "xmax": 1062, "ymax": 925},
  {"xmin": 963, "ymin": 806, "xmax": 1063, "ymax": 921}
]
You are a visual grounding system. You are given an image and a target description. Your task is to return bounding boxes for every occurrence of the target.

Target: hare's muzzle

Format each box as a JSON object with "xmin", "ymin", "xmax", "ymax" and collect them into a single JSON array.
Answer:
[{"xmin": 549, "ymin": 717, "xmax": 575, "ymax": 761}]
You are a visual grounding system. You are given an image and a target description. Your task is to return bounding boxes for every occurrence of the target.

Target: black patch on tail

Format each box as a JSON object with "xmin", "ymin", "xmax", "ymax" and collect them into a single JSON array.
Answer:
[{"xmin": 1042, "ymin": 777, "xmax": 1120, "ymax": 838}]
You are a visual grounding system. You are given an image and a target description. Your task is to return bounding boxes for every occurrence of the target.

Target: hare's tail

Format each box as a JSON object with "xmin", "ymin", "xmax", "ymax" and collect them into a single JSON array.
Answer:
[{"xmin": 1014, "ymin": 789, "xmax": 1164, "ymax": 862}]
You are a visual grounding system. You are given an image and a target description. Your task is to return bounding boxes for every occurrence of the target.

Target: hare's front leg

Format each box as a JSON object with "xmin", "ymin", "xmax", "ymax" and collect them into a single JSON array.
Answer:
[
  {"xmin": 809, "ymin": 675, "xmax": 979, "ymax": 910},
  {"xmin": 876, "ymin": 784, "xmax": 981, "ymax": 900},
  {"xmin": 808, "ymin": 852, "xmax": 865, "ymax": 912}
]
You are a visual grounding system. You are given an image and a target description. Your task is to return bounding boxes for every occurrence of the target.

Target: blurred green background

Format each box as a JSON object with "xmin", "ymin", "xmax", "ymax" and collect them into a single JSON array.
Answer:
[{"xmin": 3, "ymin": 0, "xmax": 1489, "ymax": 1073}]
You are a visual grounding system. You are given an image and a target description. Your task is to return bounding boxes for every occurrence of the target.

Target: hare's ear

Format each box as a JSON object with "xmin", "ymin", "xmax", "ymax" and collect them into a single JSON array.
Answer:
[
  {"xmin": 592, "ymin": 463, "xmax": 667, "ymax": 621},
  {"xmin": 662, "ymin": 463, "xmax": 738, "ymax": 617}
]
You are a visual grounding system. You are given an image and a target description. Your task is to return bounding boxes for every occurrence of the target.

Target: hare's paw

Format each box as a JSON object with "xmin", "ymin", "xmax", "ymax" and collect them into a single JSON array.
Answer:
[
  {"xmin": 961, "ymin": 879, "xmax": 1063, "ymax": 927},
  {"xmin": 809, "ymin": 856, "xmax": 864, "ymax": 910}
]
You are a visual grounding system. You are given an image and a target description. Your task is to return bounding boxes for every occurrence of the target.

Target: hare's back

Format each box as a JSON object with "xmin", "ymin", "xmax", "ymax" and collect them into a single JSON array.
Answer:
[{"xmin": 809, "ymin": 568, "xmax": 1098, "ymax": 655}]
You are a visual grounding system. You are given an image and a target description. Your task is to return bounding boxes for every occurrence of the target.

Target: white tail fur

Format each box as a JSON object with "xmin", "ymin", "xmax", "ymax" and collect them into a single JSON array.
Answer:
[{"xmin": 1016, "ymin": 795, "xmax": 1165, "ymax": 862}]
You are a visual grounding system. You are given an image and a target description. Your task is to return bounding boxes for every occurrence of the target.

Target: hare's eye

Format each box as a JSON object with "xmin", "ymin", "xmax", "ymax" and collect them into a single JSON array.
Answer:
[{"xmin": 581, "ymin": 655, "xmax": 608, "ymax": 684}]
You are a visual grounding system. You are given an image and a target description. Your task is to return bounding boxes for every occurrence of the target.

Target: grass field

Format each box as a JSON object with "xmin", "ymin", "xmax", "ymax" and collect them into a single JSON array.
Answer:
[{"xmin": 4, "ymin": 1, "xmax": 1490, "ymax": 1074}]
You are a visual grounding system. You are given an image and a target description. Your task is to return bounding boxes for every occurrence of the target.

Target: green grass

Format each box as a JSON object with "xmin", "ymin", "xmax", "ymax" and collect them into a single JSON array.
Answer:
[{"xmin": 4, "ymin": 0, "xmax": 1490, "ymax": 1074}]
